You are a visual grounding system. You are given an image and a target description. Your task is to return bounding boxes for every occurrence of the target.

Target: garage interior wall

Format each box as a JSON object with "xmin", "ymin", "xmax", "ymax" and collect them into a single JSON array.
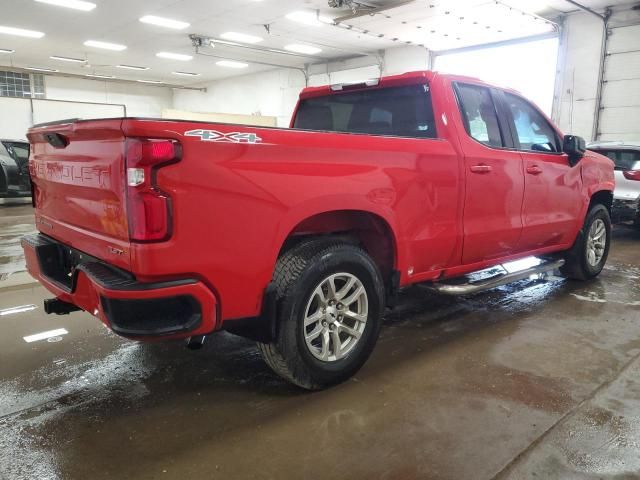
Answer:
[
  {"xmin": 44, "ymin": 75, "xmax": 173, "ymax": 118},
  {"xmin": 4, "ymin": 7, "xmax": 639, "ymax": 141},
  {"xmin": 554, "ymin": 5, "xmax": 640, "ymax": 141},
  {"xmin": 172, "ymin": 46, "xmax": 430, "ymax": 127}
]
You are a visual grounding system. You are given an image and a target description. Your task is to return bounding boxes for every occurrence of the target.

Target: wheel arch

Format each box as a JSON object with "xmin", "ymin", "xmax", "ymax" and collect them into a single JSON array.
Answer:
[
  {"xmin": 278, "ymin": 209, "xmax": 399, "ymax": 282},
  {"xmin": 588, "ymin": 189, "xmax": 614, "ymax": 213}
]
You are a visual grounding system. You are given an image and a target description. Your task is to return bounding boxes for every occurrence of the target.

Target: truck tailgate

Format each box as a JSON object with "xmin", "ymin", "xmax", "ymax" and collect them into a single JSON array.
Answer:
[{"xmin": 27, "ymin": 119, "xmax": 131, "ymax": 269}]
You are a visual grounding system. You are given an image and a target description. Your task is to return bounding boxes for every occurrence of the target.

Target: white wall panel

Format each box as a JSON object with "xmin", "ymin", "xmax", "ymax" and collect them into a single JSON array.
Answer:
[
  {"xmin": 601, "ymin": 79, "xmax": 640, "ymax": 107},
  {"xmin": 605, "ymin": 50, "xmax": 640, "ymax": 81},
  {"xmin": 600, "ymin": 24, "xmax": 640, "ymax": 140},
  {"xmin": 45, "ymin": 76, "xmax": 173, "ymax": 117},
  {"xmin": 552, "ymin": 12, "xmax": 603, "ymax": 139},
  {"xmin": 0, "ymin": 97, "xmax": 32, "ymax": 140},
  {"xmin": 607, "ymin": 24, "xmax": 640, "ymax": 52},
  {"xmin": 32, "ymin": 99, "xmax": 124, "ymax": 125},
  {"xmin": 0, "ymin": 97, "xmax": 125, "ymax": 140},
  {"xmin": 555, "ymin": 8, "xmax": 640, "ymax": 141}
]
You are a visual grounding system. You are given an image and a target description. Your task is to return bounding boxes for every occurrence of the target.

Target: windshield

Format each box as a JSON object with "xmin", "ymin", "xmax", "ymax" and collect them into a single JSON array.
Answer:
[{"xmin": 293, "ymin": 84, "xmax": 437, "ymax": 139}]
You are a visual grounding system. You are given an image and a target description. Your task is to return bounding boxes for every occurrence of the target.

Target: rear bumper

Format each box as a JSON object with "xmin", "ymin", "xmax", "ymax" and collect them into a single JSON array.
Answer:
[{"xmin": 22, "ymin": 233, "xmax": 218, "ymax": 340}]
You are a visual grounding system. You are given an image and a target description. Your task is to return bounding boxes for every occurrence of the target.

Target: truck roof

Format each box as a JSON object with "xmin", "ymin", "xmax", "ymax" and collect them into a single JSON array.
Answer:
[{"xmin": 299, "ymin": 70, "xmax": 522, "ymax": 100}]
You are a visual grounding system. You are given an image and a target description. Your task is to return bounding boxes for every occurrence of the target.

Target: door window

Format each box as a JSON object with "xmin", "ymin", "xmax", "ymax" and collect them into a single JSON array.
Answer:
[
  {"xmin": 455, "ymin": 84, "xmax": 504, "ymax": 148},
  {"xmin": 505, "ymin": 93, "xmax": 560, "ymax": 153}
]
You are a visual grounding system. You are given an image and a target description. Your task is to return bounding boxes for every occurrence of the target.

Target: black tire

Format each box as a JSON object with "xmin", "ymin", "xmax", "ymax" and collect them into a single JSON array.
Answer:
[
  {"xmin": 257, "ymin": 239, "xmax": 385, "ymax": 390},
  {"xmin": 560, "ymin": 204, "xmax": 611, "ymax": 280}
]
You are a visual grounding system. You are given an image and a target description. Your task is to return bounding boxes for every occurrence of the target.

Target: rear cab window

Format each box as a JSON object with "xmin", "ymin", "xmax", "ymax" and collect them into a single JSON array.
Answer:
[{"xmin": 293, "ymin": 84, "xmax": 437, "ymax": 139}]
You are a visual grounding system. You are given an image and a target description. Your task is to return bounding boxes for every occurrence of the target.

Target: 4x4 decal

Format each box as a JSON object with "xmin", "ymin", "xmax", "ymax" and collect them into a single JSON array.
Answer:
[{"xmin": 184, "ymin": 129, "xmax": 262, "ymax": 144}]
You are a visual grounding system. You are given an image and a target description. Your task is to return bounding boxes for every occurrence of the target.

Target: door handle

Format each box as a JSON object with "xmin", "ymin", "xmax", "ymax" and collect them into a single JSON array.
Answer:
[
  {"xmin": 527, "ymin": 165, "xmax": 543, "ymax": 175},
  {"xmin": 470, "ymin": 164, "xmax": 492, "ymax": 174}
]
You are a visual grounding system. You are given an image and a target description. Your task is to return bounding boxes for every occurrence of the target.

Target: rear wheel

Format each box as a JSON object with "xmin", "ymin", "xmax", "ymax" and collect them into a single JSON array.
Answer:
[
  {"xmin": 561, "ymin": 204, "xmax": 611, "ymax": 280},
  {"xmin": 257, "ymin": 239, "xmax": 385, "ymax": 390}
]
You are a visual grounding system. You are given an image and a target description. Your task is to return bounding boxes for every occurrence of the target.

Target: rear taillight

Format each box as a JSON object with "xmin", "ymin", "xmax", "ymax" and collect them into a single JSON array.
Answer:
[
  {"xmin": 623, "ymin": 170, "xmax": 640, "ymax": 181},
  {"xmin": 125, "ymin": 138, "xmax": 181, "ymax": 242}
]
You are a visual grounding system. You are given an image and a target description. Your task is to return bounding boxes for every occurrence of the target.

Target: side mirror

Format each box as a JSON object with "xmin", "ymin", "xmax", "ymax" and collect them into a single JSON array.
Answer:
[{"xmin": 563, "ymin": 135, "xmax": 586, "ymax": 165}]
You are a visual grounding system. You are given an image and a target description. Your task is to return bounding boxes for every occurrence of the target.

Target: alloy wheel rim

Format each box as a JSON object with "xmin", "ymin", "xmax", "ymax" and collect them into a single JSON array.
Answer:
[
  {"xmin": 303, "ymin": 272, "xmax": 368, "ymax": 362},
  {"xmin": 586, "ymin": 218, "xmax": 606, "ymax": 267}
]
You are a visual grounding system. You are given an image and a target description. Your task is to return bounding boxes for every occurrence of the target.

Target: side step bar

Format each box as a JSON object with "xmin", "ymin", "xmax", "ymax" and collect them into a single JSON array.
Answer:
[{"xmin": 423, "ymin": 258, "xmax": 565, "ymax": 296}]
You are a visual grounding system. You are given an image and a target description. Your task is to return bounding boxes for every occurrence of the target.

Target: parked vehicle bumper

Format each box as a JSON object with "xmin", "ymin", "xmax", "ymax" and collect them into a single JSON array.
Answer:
[
  {"xmin": 21, "ymin": 233, "xmax": 218, "ymax": 340},
  {"xmin": 612, "ymin": 196, "xmax": 640, "ymax": 223}
]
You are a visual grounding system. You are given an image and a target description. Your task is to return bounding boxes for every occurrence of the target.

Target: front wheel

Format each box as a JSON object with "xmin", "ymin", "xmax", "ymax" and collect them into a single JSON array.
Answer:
[
  {"xmin": 561, "ymin": 204, "xmax": 611, "ymax": 280},
  {"xmin": 257, "ymin": 239, "xmax": 385, "ymax": 390}
]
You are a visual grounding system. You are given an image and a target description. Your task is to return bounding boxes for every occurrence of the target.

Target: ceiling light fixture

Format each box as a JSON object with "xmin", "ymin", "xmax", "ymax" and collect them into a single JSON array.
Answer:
[
  {"xmin": 156, "ymin": 51, "xmax": 193, "ymax": 61},
  {"xmin": 285, "ymin": 11, "xmax": 333, "ymax": 26},
  {"xmin": 0, "ymin": 26, "xmax": 45, "ymax": 38},
  {"xmin": 219, "ymin": 32, "xmax": 264, "ymax": 44},
  {"xmin": 25, "ymin": 67, "xmax": 58, "ymax": 72},
  {"xmin": 34, "ymin": 0, "xmax": 96, "ymax": 11},
  {"xmin": 172, "ymin": 71, "xmax": 200, "ymax": 76},
  {"xmin": 139, "ymin": 15, "xmax": 190, "ymax": 30},
  {"xmin": 0, "ymin": 48, "xmax": 15, "ymax": 54},
  {"xmin": 86, "ymin": 73, "xmax": 115, "ymax": 78},
  {"xmin": 84, "ymin": 40, "xmax": 127, "ymax": 51},
  {"xmin": 117, "ymin": 64, "xmax": 149, "ymax": 71},
  {"xmin": 50, "ymin": 55, "xmax": 86, "ymax": 63},
  {"xmin": 284, "ymin": 44, "xmax": 322, "ymax": 55},
  {"xmin": 216, "ymin": 60, "xmax": 249, "ymax": 69},
  {"xmin": 137, "ymin": 79, "xmax": 164, "ymax": 84}
]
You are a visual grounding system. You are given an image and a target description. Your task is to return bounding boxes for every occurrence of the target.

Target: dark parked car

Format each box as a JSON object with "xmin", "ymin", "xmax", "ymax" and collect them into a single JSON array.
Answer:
[{"xmin": 0, "ymin": 139, "xmax": 31, "ymax": 198}]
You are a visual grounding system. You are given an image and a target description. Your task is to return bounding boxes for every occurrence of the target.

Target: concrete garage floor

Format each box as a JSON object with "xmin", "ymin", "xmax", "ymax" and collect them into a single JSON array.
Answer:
[{"xmin": 0, "ymin": 204, "xmax": 639, "ymax": 480}]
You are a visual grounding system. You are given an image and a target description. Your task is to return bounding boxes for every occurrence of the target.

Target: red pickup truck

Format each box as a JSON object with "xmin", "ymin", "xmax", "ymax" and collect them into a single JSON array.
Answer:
[{"xmin": 23, "ymin": 71, "xmax": 614, "ymax": 389}]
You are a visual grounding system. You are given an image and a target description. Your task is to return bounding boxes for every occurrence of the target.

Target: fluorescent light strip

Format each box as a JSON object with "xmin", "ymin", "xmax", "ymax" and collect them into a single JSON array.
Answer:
[
  {"xmin": 0, "ymin": 48, "xmax": 15, "ymax": 54},
  {"xmin": 137, "ymin": 79, "xmax": 163, "ymax": 84},
  {"xmin": 86, "ymin": 73, "xmax": 115, "ymax": 78},
  {"xmin": 219, "ymin": 32, "xmax": 263, "ymax": 44},
  {"xmin": 35, "ymin": 0, "xmax": 96, "ymax": 11},
  {"xmin": 284, "ymin": 44, "xmax": 322, "ymax": 55},
  {"xmin": 156, "ymin": 51, "xmax": 192, "ymax": 61},
  {"xmin": 84, "ymin": 40, "xmax": 127, "ymax": 51},
  {"xmin": 139, "ymin": 15, "xmax": 189, "ymax": 30},
  {"xmin": 216, "ymin": 60, "xmax": 249, "ymax": 69},
  {"xmin": 24, "ymin": 328, "xmax": 69, "ymax": 343},
  {"xmin": 50, "ymin": 55, "xmax": 86, "ymax": 63},
  {"xmin": 172, "ymin": 71, "xmax": 200, "ymax": 76},
  {"xmin": 117, "ymin": 64, "xmax": 149, "ymax": 70},
  {"xmin": 0, "ymin": 304, "xmax": 37, "ymax": 316},
  {"xmin": 0, "ymin": 26, "xmax": 45, "ymax": 38},
  {"xmin": 25, "ymin": 67, "xmax": 58, "ymax": 72}
]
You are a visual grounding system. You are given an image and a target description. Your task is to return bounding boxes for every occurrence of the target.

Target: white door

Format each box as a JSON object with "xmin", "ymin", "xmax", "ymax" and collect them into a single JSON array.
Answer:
[{"xmin": 599, "ymin": 24, "xmax": 640, "ymax": 141}]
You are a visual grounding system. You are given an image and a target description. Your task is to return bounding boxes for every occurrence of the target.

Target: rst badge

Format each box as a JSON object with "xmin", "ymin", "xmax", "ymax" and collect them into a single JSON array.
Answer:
[{"xmin": 184, "ymin": 129, "xmax": 262, "ymax": 144}]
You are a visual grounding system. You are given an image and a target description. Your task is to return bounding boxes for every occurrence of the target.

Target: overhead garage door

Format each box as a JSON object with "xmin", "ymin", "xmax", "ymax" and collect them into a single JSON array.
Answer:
[{"xmin": 599, "ymin": 24, "xmax": 640, "ymax": 141}]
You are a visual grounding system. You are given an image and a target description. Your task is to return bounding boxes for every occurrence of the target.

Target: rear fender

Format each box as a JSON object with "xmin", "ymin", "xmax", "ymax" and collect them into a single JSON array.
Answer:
[{"xmin": 269, "ymin": 195, "xmax": 401, "ymax": 273}]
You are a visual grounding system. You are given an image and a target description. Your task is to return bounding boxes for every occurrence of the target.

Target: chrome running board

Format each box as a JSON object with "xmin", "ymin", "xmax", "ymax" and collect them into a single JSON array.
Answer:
[{"xmin": 423, "ymin": 258, "xmax": 565, "ymax": 296}]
